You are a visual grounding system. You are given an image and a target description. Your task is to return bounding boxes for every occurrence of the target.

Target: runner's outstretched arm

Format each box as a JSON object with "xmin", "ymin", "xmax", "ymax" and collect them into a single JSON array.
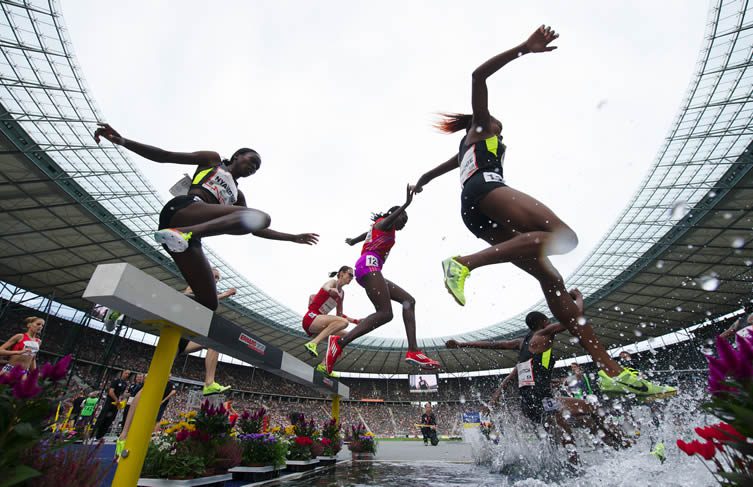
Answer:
[
  {"xmin": 375, "ymin": 185, "xmax": 413, "ymax": 231},
  {"xmin": 345, "ymin": 232, "xmax": 368, "ymax": 246},
  {"xmin": 93, "ymin": 123, "xmax": 221, "ymax": 165}
]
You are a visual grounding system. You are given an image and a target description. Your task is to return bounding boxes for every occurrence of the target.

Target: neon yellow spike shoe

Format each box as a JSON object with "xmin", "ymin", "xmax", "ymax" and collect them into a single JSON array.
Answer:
[
  {"xmin": 598, "ymin": 369, "xmax": 677, "ymax": 396},
  {"xmin": 442, "ymin": 257, "xmax": 470, "ymax": 306},
  {"xmin": 315, "ymin": 363, "xmax": 339, "ymax": 378},
  {"xmin": 115, "ymin": 439, "xmax": 125, "ymax": 458},
  {"xmin": 154, "ymin": 228, "xmax": 193, "ymax": 253},
  {"xmin": 650, "ymin": 441, "xmax": 666, "ymax": 463},
  {"xmin": 304, "ymin": 342, "xmax": 318, "ymax": 358},
  {"xmin": 203, "ymin": 382, "xmax": 231, "ymax": 396}
]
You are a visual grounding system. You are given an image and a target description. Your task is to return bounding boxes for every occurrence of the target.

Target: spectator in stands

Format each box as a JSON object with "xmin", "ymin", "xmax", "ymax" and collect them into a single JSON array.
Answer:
[
  {"xmin": 564, "ymin": 363, "xmax": 595, "ymax": 399},
  {"xmin": 720, "ymin": 303, "xmax": 753, "ymax": 341},
  {"xmin": 121, "ymin": 373, "xmax": 144, "ymax": 430},
  {"xmin": 93, "ymin": 369, "xmax": 130, "ymax": 439},
  {"xmin": 0, "ymin": 316, "xmax": 44, "ymax": 373}
]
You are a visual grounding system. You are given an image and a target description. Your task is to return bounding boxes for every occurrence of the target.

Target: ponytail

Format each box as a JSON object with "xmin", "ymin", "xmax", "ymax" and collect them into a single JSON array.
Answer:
[
  {"xmin": 434, "ymin": 113, "xmax": 473, "ymax": 134},
  {"xmin": 371, "ymin": 206, "xmax": 401, "ymax": 222},
  {"xmin": 330, "ymin": 265, "xmax": 353, "ymax": 278}
]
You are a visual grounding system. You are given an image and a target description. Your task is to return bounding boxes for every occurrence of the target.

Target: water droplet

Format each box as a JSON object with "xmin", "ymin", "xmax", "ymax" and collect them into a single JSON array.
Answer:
[
  {"xmin": 732, "ymin": 237, "xmax": 745, "ymax": 248},
  {"xmin": 699, "ymin": 274, "xmax": 720, "ymax": 291},
  {"xmin": 656, "ymin": 260, "xmax": 664, "ymax": 269},
  {"xmin": 577, "ymin": 317, "xmax": 587, "ymax": 326},
  {"xmin": 675, "ymin": 306, "xmax": 683, "ymax": 312},
  {"xmin": 475, "ymin": 126, "xmax": 483, "ymax": 133},
  {"xmin": 555, "ymin": 290, "xmax": 561, "ymax": 297},
  {"xmin": 634, "ymin": 329, "xmax": 642, "ymax": 337},
  {"xmin": 709, "ymin": 191, "xmax": 717, "ymax": 198},
  {"xmin": 746, "ymin": 260, "xmax": 753, "ymax": 266},
  {"xmin": 669, "ymin": 201, "xmax": 689, "ymax": 219},
  {"xmin": 723, "ymin": 212, "xmax": 733, "ymax": 220},
  {"xmin": 614, "ymin": 306, "xmax": 620, "ymax": 311}
]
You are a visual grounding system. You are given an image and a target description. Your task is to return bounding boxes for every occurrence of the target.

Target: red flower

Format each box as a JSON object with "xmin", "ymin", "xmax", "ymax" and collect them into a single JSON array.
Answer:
[
  {"xmin": 294, "ymin": 436, "xmax": 313, "ymax": 447},
  {"xmin": 676, "ymin": 439, "xmax": 717, "ymax": 460},
  {"xmin": 175, "ymin": 429, "xmax": 189, "ymax": 442},
  {"xmin": 321, "ymin": 438, "xmax": 332, "ymax": 447}
]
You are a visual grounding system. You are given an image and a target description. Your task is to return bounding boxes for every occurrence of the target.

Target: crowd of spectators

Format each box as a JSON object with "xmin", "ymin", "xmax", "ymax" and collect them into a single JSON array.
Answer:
[{"xmin": 1, "ymin": 300, "xmax": 716, "ymax": 437}]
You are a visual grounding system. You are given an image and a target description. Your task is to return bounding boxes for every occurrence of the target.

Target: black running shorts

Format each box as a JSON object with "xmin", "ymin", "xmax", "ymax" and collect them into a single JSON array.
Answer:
[
  {"xmin": 460, "ymin": 169, "xmax": 507, "ymax": 238},
  {"xmin": 158, "ymin": 195, "xmax": 202, "ymax": 252}
]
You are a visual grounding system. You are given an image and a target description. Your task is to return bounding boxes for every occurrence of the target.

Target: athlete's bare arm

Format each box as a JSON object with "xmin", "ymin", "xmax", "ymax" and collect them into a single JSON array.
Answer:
[
  {"xmin": 93, "ymin": 123, "xmax": 221, "ymax": 166},
  {"xmin": 345, "ymin": 232, "xmax": 368, "ymax": 246},
  {"xmin": 375, "ymin": 185, "xmax": 413, "ymax": 231},
  {"xmin": 412, "ymin": 154, "xmax": 459, "ymax": 194}
]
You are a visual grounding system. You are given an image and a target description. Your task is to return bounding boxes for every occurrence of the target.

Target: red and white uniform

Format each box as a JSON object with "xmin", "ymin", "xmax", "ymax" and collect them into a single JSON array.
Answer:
[{"xmin": 302, "ymin": 286, "xmax": 343, "ymax": 336}]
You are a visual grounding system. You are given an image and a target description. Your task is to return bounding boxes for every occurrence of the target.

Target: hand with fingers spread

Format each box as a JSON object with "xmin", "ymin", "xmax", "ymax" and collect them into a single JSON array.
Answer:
[
  {"xmin": 293, "ymin": 233, "xmax": 319, "ymax": 245},
  {"xmin": 525, "ymin": 25, "xmax": 559, "ymax": 53},
  {"xmin": 93, "ymin": 123, "xmax": 125, "ymax": 145}
]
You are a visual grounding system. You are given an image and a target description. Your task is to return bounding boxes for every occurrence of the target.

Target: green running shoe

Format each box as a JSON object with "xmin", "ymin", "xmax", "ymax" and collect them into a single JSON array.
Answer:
[
  {"xmin": 315, "ymin": 363, "xmax": 339, "ymax": 378},
  {"xmin": 154, "ymin": 228, "xmax": 193, "ymax": 253},
  {"xmin": 650, "ymin": 441, "xmax": 666, "ymax": 463},
  {"xmin": 598, "ymin": 369, "xmax": 677, "ymax": 396},
  {"xmin": 115, "ymin": 439, "xmax": 125, "ymax": 458},
  {"xmin": 442, "ymin": 257, "xmax": 470, "ymax": 306},
  {"xmin": 203, "ymin": 381, "xmax": 231, "ymax": 396},
  {"xmin": 304, "ymin": 342, "xmax": 318, "ymax": 358}
]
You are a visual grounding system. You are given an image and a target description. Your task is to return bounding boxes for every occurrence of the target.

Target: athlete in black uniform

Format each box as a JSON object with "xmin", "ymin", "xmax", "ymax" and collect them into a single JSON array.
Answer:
[
  {"xmin": 446, "ymin": 290, "xmax": 628, "ymax": 464},
  {"xmin": 413, "ymin": 25, "xmax": 673, "ymax": 397},
  {"xmin": 93, "ymin": 123, "xmax": 318, "ymax": 315}
]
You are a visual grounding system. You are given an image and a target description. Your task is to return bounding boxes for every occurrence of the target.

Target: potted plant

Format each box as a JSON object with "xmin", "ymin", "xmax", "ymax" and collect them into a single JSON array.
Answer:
[
  {"xmin": 285, "ymin": 414, "xmax": 319, "ymax": 472},
  {"xmin": 0, "ymin": 355, "xmax": 112, "ymax": 487},
  {"xmin": 315, "ymin": 418, "xmax": 342, "ymax": 465},
  {"xmin": 139, "ymin": 400, "xmax": 238, "ymax": 486},
  {"xmin": 675, "ymin": 335, "xmax": 753, "ymax": 484},
  {"xmin": 346, "ymin": 423, "xmax": 377, "ymax": 460}
]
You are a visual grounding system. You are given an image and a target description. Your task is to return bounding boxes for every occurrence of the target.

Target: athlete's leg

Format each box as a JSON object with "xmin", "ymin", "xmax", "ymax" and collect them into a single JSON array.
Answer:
[
  {"xmin": 457, "ymin": 186, "xmax": 578, "ymax": 270},
  {"xmin": 118, "ymin": 389, "xmax": 140, "ymax": 441},
  {"xmin": 168, "ymin": 201, "xmax": 271, "ymax": 240},
  {"xmin": 385, "ymin": 280, "xmax": 418, "ymax": 351},
  {"xmin": 476, "ymin": 226, "xmax": 621, "ymax": 376},
  {"xmin": 338, "ymin": 272, "xmax": 393, "ymax": 348},
  {"xmin": 560, "ymin": 397, "xmax": 628, "ymax": 450},
  {"xmin": 308, "ymin": 315, "xmax": 349, "ymax": 346},
  {"xmin": 512, "ymin": 257, "xmax": 622, "ymax": 377},
  {"xmin": 203, "ymin": 349, "xmax": 219, "ymax": 386},
  {"xmin": 169, "ymin": 245, "xmax": 219, "ymax": 311}
]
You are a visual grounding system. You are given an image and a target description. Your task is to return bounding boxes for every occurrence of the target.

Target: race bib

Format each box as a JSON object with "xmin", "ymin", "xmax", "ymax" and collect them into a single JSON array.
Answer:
[
  {"xmin": 22, "ymin": 340, "xmax": 40, "ymax": 356},
  {"xmin": 517, "ymin": 359, "xmax": 535, "ymax": 388},
  {"xmin": 737, "ymin": 325, "xmax": 753, "ymax": 339},
  {"xmin": 542, "ymin": 398, "xmax": 561, "ymax": 412},
  {"xmin": 482, "ymin": 171, "xmax": 504, "ymax": 184},
  {"xmin": 366, "ymin": 254, "xmax": 380, "ymax": 267},
  {"xmin": 459, "ymin": 147, "xmax": 478, "ymax": 184},
  {"xmin": 307, "ymin": 312, "xmax": 317, "ymax": 319}
]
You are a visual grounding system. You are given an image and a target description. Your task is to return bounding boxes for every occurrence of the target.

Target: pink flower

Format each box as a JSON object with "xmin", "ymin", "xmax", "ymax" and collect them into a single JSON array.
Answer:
[
  {"xmin": 12, "ymin": 368, "xmax": 42, "ymax": 399},
  {"xmin": 175, "ymin": 429, "xmax": 189, "ymax": 442}
]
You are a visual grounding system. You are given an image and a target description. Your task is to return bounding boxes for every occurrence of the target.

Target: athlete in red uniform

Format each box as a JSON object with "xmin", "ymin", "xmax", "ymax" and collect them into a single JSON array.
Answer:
[
  {"xmin": 302, "ymin": 266, "xmax": 359, "ymax": 375},
  {"xmin": 0, "ymin": 316, "xmax": 43, "ymax": 373},
  {"xmin": 324, "ymin": 186, "xmax": 440, "ymax": 374}
]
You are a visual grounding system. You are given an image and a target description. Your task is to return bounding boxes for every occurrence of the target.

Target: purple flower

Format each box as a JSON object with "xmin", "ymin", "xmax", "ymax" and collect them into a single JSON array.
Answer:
[
  {"xmin": 12, "ymin": 368, "xmax": 42, "ymax": 399},
  {"xmin": 0, "ymin": 364, "xmax": 26, "ymax": 385},
  {"xmin": 39, "ymin": 355, "xmax": 72, "ymax": 382},
  {"xmin": 736, "ymin": 334, "xmax": 753, "ymax": 363}
]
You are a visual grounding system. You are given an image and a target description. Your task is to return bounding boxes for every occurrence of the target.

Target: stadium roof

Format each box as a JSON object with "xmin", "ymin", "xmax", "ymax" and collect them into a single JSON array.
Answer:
[{"xmin": 0, "ymin": 0, "xmax": 751, "ymax": 373}]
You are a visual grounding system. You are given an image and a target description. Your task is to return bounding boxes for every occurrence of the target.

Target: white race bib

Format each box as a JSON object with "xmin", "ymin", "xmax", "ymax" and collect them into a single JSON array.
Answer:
[
  {"xmin": 542, "ymin": 398, "xmax": 561, "ymax": 412},
  {"xmin": 366, "ymin": 255, "xmax": 380, "ymax": 267},
  {"xmin": 22, "ymin": 340, "xmax": 40, "ymax": 356},
  {"xmin": 482, "ymin": 171, "xmax": 504, "ymax": 183},
  {"xmin": 737, "ymin": 325, "xmax": 753, "ymax": 339},
  {"xmin": 459, "ymin": 147, "xmax": 478, "ymax": 184},
  {"xmin": 517, "ymin": 359, "xmax": 535, "ymax": 388}
]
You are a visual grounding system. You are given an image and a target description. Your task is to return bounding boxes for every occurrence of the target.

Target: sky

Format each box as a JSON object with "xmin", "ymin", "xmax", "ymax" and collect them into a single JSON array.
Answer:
[{"xmin": 62, "ymin": 0, "xmax": 709, "ymax": 340}]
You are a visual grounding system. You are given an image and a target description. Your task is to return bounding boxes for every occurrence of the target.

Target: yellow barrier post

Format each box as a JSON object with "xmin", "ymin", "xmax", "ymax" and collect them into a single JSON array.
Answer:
[
  {"xmin": 113, "ymin": 323, "xmax": 181, "ymax": 487},
  {"xmin": 331, "ymin": 394, "xmax": 340, "ymax": 424}
]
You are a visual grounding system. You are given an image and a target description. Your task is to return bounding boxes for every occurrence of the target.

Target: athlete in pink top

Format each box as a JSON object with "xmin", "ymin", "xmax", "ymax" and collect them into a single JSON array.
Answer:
[
  {"xmin": 302, "ymin": 266, "xmax": 359, "ymax": 375},
  {"xmin": 324, "ymin": 185, "xmax": 440, "ymax": 374}
]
